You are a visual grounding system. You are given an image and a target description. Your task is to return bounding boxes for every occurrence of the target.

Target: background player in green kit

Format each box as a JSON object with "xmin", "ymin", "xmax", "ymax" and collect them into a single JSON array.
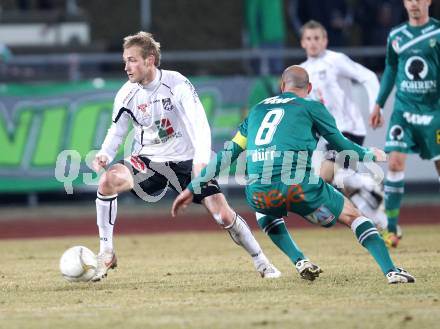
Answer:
[
  {"xmin": 370, "ymin": 0, "xmax": 440, "ymax": 248},
  {"xmin": 172, "ymin": 65, "xmax": 415, "ymax": 284}
]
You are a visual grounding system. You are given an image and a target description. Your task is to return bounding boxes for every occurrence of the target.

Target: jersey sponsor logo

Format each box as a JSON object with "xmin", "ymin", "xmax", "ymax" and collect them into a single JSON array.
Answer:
[
  {"xmin": 161, "ymin": 98, "xmax": 175, "ymax": 111},
  {"xmin": 401, "ymin": 56, "xmax": 436, "ymax": 93},
  {"xmin": 403, "ymin": 112, "xmax": 433, "ymax": 125},
  {"xmin": 137, "ymin": 103, "xmax": 149, "ymax": 113},
  {"xmin": 252, "ymin": 184, "xmax": 305, "ymax": 211},
  {"xmin": 153, "ymin": 118, "xmax": 180, "ymax": 143},
  {"xmin": 260, "ymin": 96, "xmax": 295, "ymax": 105},
  {"xmin": 405, "ymin": 56, "xmax": 428, "ymax": 80}
]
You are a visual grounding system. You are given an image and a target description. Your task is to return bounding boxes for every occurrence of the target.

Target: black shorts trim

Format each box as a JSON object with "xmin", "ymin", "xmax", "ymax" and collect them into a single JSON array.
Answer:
[{"xmin": 122, "ymin": 155, "xmax": 221, "ymax": 204}]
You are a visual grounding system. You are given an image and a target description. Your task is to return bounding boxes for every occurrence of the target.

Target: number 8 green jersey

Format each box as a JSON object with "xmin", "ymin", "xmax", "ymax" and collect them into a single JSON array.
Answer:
[{"xmin": 235, "ymin": 92, "xmax": 371, "ymax": 184}]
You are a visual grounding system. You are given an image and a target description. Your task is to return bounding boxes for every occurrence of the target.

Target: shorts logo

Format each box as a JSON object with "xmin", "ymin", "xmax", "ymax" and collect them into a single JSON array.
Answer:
[
  {"xmin": 162, "ymin": 98, "xmax": 175, "ymax": 111},
  {"xmin": 403, "ymin": 112, "xmax": 433, "ymax": 125},
  {"xmin": 404, "ymin": 56, "xmax": 428, "ymax": 80},
  {"xmin": 252, "ymin": 184, "xmax": 305, "ymax": 210},
  {"xmin": 437, "ymin": 130, "xmax": 440, "ymax": 144},
  {"xmin": 129, "ymin": 156, "xmax": 147, "ymax": 173},
  {"xmin": 389, "ymin": 125, "xmax": 404, "ymax": 141}
]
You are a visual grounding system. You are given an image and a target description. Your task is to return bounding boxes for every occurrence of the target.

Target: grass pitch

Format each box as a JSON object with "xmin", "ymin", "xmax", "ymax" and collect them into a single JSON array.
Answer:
[{"xmin": 0, "ymin": 225, "xmax": 439, "ymax": 329}]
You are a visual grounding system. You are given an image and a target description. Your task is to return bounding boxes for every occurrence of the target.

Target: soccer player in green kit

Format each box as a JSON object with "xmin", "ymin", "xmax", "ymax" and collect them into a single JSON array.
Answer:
[
  {"xmin": 370, "ymin": 0, "xmax": 440, "ymax": 248},
  {"xmin": 172, "ymin": 65, "xmax": 415, "ymax": 284}
]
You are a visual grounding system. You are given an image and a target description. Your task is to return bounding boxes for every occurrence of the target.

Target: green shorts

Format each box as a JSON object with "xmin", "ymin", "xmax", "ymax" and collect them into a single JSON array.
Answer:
[
  {"xmin": 385, "ymin": 99, "xmax": 440, "ymax": 160},
  {"xmin": 245, "ymin": 177, "xmax": 344, "ymax": 227}
]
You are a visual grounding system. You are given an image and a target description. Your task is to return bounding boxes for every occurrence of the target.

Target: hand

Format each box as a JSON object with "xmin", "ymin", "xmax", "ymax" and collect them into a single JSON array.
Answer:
[
  {"xmin": 369, "ymin": 104, "xmax": 384, "ymax": 129},
  {"xmin": 92, "ymin": 154, "xmax": 109, "ymax": 172},
  {"xmin": 171, "ymin": 189, "xmax": 194, "ymax": 217},
  {"xmin": 370, "ymin": 147, "xmax": 387, "ymax": 162}
]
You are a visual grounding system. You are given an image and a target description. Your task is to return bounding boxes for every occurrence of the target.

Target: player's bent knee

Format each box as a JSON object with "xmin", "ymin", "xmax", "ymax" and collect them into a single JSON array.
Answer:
[
  {"xmin": 337, "ymin": 198, "xmax": 361, "ymax": 226},
  {"xmin": 203, "ymin": 194, "xmax": 234, "ymax": 226},
  {"xmin": 99, "ymin": 164, "xmax": 133, "ymax": 194}
]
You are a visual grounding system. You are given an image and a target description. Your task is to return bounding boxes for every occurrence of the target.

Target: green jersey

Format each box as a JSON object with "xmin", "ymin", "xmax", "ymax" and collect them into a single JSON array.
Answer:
[
  {"xmin": 237, "ymin": 92, "xmax": 371, "ymax": 184},
  {"xmin": 188, "ymin": 92, "xmax": 372, "ymax": 191},
  {"xmin": 377, "ymin": 18, "xmax": 440, "ymax": 108}
]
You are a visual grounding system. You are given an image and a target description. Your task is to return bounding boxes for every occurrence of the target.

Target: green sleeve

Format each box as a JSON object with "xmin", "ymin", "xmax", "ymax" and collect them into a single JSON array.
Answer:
[
  {"xmin": 187, "ymin": 141, "xmax": 244, "ymax": 194},
  {"xmin": 376, "ymin": 36, "xmax": 398, "ymax": 107},
  {"xmin": 310, "ymin": 102, "xmax": 375, "ymax": 161}
]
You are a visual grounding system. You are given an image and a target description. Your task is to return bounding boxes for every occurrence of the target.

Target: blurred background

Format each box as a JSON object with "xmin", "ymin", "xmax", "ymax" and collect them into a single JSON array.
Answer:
[{"xmin": 0, "ymin": 0, "xmax": 438, "ymax": 213}]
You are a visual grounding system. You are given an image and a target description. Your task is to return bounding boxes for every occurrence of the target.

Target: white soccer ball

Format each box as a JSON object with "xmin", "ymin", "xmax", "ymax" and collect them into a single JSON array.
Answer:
[{"xmin": 59, "ymin": 246, "xmax": 97, "ymax": 282}]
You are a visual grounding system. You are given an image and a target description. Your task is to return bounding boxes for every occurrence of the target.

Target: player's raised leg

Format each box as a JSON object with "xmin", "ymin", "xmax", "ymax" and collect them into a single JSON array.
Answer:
[
  {"xmin": 93, "ymin": 163, "xmax": 134, "ymax": 281},
  {"xmin": 202, "ymin": 194, "xmax": 281, "ymax": 279}
]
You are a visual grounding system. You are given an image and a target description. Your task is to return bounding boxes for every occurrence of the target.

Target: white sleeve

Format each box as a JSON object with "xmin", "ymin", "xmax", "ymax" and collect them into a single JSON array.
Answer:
[
  {"xmin": 336, "ymin": 54, "xmax": 380, "ymax": 113},
  {"xmin": 96, "ymin": 99, "xmax": 131, "ymax": 164},
  {"xmin": 174, "ymin": 80, "xmax": 212, "ymax": 164}
]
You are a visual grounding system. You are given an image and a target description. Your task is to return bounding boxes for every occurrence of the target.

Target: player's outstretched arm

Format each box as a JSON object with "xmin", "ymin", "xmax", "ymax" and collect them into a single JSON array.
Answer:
[
  {"xmin": 369, "ymin": 104, "xmax": 384, "ymax": 129},
  {"xmin": 171, "ymin": 189, "xmax": 194, "ymax": 217}
]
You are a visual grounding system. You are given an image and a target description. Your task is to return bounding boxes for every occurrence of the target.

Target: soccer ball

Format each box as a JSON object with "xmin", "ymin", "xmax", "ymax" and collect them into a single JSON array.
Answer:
[{"xmin": 59, "ymin": 246, "xmax": 97, "ymax": 282}]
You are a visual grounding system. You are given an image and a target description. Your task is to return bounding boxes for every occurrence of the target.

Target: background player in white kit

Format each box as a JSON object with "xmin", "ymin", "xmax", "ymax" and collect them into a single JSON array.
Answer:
[
  {"xmin": 91, "ymin": 31, "xmax": 279, "ymax": 281},
  {"xmin": 299, "ymin": 20, "xmax": 387, "ymax": 230}
]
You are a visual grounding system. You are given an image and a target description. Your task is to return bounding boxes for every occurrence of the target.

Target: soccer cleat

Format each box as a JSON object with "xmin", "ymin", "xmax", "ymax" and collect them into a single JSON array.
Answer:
[
  {"xmin": 381, "ymin": 230, "xmax": 400, "ymax": 248},
  {"xmin": 387, "ymin": 268, "xmax": 415, "ymax": 284},
  {"xmin": 295, "ymin": 259, "xmax": 323, "ymax": 281},
  {"xmin": 91, "ymin": 250, "xmax": 117, "ymax": 282},
  {"xmin": 258, "ymin": 263, "xmax": 282, "ymax": 279}
]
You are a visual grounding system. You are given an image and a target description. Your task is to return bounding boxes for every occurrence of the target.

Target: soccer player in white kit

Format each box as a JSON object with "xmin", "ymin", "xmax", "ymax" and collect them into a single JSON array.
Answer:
[
  {"xmin": 91, "ymin": 31, "xmax": 280, "ymax": 281},
  {"xmin": 299, "ymin": 20, "xmax": 387, "ymax": 230}
]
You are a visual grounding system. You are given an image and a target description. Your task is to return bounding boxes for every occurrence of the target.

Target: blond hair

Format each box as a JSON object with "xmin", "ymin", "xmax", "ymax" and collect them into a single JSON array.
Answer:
[
  {"xmin": 300, "ymin": 20, "xmax": 328, "ymax": 39},
  {"xmin": 123, "ymin": 31, "xmax": 161, "ymax": 66}
]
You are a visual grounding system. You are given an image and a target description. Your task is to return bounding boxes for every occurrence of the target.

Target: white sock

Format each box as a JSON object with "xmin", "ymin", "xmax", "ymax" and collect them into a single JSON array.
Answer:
[
  {"xmin": 96, "ymin": 192, "xmax": 118, "ymax": 253},
  {"xmin": 225, "ymin": 214, "xmax": 269, "ymax": 270}
]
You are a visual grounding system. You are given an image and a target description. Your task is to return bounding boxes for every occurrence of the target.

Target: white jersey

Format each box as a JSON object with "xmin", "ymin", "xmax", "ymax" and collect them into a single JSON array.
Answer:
[
  {"xmin": 300, "ymin": 50, "xmax": 379, "ymax": 136},
  {"xmin": 97, "ymin": 68, "xmax": 212, "ymax": 164}
]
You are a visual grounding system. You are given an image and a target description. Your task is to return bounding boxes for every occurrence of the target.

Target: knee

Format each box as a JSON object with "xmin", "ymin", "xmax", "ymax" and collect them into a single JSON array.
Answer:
[
  {"xmin": 338, "ymin": 204, "xmax": 362, "ymax": 227},
  {"xmin": 388, "ymin": 158, "xmax": 405, "ymax": 172},
  {"xmin": 203, "ymin": 194, "xmax": 235, "ymax": 227},
  {"xmin": 212, "ymin": 208, "xmax": 235, "ymax": 227},
  {"xmin": 98, "ymin": 166, "xmax": 127, "ymax": 194}
]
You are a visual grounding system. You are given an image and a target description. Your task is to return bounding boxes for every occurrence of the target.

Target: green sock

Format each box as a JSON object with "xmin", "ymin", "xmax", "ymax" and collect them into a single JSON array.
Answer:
[
  {"xmin": 256, "ymin": 214, "xmax": 305, "ymax": 264},
  {"xmin": 352, "ymin": 217, "xmax": 396, "ymax": 274},
  {"xmin": 384, "ymin": 177, "xmax": 404, "ymax": 233}
]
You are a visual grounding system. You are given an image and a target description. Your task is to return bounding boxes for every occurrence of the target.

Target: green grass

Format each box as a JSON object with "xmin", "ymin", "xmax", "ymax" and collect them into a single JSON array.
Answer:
[{"xmin": 1, "ymin": 226, "xmax": 439, "ymax": 329}]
